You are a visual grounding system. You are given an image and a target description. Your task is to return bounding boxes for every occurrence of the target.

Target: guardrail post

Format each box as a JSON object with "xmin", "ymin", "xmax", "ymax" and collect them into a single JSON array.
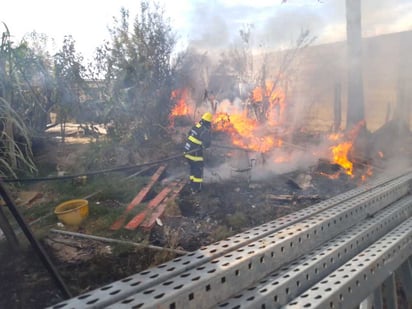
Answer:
[
  {"xmin": 359, "ymin": 288, "xmax": 384, "ymax": 309},
  {"xmin": 359, "ymin": 294, "xmax": 373, "ymax": 309},
  {"xmin": 382, "ymin": 273, "xmax": 398, "ymax": 309},
  {"xmin": 372, "ymin": 288, "xmax": 383, "ymax": 309},
  {"xmin": 396, "ymin": 258, "xmax": 412, "ymax": 306}
]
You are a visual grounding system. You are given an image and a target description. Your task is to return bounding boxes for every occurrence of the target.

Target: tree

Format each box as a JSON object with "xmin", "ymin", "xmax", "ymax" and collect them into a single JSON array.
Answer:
[
  {"xmin": 102, "ymin": 1, "xmax": 177, "ymax": 143},
  {"xmin": 19, "ymin": 31, "xmax": 57, "ymax": 133},
  {"xmin": 219, "ymin": 25, "xmax": 314, "ymax": 123},
  {"xmin": 53, "ymin": 35, "xmax": 86, "ymax": 143},
  {"xmin": 0, "ymin": 23, "xmax": 37, "ymax": 178}
]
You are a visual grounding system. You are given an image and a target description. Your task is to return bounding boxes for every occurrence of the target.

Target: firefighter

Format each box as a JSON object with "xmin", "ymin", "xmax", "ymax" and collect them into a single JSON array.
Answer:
[{"xmin": 184, "ymin": 112, "xmax": 213, "ymax": 193}]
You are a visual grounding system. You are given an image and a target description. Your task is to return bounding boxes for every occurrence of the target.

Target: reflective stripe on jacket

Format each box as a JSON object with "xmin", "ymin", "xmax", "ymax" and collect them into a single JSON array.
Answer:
[{"xmin": 184, "ymin": 121, "xmax": 211, "ymax": 160}]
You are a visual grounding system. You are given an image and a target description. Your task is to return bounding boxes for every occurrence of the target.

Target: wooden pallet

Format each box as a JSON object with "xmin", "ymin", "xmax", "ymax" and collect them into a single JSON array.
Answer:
[
  {"xmin": 110, "ymin": 164, "xmax": 167, "ymax": 230},
  {"xmin": 124, "ymin": 179, "xmax": 186, "ymax": 231}
]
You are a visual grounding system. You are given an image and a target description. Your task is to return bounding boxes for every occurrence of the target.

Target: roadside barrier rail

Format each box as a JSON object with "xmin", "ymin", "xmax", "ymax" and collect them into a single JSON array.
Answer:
[{"xmin": 49, "ymin": 171, "xmax": 412, "ymax": 309}]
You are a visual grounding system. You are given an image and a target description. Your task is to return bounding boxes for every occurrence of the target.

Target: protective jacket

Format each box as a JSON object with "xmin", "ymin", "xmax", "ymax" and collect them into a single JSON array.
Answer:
[{"xmin": 184, "ymin": 120, "xmax": 211, "ymax": 161}]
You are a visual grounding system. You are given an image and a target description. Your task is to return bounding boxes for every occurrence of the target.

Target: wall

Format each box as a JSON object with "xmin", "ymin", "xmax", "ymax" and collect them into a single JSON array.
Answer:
[{"xmin": 277, "ymin": 30, "xmax": 412, "ymax": 132}]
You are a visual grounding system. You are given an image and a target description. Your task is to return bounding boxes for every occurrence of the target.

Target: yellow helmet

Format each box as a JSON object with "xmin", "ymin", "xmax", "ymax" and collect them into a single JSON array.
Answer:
[{"xmin": 201, "ymin": 112, "xmax": 213, "ymax": 123}]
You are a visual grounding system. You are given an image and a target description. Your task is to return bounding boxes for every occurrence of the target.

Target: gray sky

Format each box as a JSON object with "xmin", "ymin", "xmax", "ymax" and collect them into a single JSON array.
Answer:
[
  {"xmin": 1, "ymin": 0, "xmax": 411, "ymax": 62},
  {"xmin": 186, "ymin": 0, "xmax": 412, "ymax": 49}
]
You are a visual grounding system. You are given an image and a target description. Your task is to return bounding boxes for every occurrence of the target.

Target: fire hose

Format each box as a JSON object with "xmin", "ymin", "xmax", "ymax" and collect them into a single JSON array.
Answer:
[
  {"xmin": 0, "ymin": 143, "xmax": 249, "ymax": 184},
  {"xmin": 0, "ymin": 148, "xmax": 203, "ymax": 184}
]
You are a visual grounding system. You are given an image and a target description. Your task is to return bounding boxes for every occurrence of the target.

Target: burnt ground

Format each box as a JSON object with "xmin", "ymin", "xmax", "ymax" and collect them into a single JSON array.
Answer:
[
  {"xmin": 0, "ymin": 162, "xmax": 357, "ymax": 309},
  {"xmin": 1, "ymin": 122, "xmax": 411, "ymax": 308},
  {"xmin": 150, "ymin": 165, "xmax": 356, "ymax": 251}
]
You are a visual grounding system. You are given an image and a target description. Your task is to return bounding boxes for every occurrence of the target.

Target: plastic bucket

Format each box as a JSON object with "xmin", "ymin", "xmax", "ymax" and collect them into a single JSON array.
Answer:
[{"xmin": 54, "ymin": 199, "xmax": 89, "ymax": 226}]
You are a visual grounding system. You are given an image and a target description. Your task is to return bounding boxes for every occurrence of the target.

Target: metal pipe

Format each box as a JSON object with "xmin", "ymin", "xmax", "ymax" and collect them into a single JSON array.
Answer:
[
  {"xmin": 0, "ymin": 198, "xmax": 19, "ymax": 250},
  {"xmin": 49, "ymin": 229, "xmax": 188, "ymax": 255},
  {"xmin": 0, "ymin": 179, "xmax": 72, "ymax": 299}
]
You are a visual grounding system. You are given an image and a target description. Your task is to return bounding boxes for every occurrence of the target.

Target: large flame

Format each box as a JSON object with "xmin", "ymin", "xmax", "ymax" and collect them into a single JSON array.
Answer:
[
  {"xmin": 208, "ymin": 81, "xmax": 286, "ymax": 153},
  {"xmin": 169, "ymin": 82, "xmax": 287, "ymax": 151},
  {"xmin": 213, "ymin": 102, "xmax": 283, "ymax": 153}
]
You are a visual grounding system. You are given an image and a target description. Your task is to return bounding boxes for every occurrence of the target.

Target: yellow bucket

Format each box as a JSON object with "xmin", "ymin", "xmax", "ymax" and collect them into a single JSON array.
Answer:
[{"xmin": 54, "ymin": 199, "xmax": 89, "ymax": 226}]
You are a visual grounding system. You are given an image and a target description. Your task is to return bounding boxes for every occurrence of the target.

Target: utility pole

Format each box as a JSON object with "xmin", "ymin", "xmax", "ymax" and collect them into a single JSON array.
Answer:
[
  {"xmin": 334, "ymin": 82, "xmax": 342, "ymax": 132},
  {"xmin": 395, "ymin": 31, "xmax": 411, "ymax": 132},
  {"xmin": 345, "ymin": 0, "xmax": 365, "ymax": 130}
]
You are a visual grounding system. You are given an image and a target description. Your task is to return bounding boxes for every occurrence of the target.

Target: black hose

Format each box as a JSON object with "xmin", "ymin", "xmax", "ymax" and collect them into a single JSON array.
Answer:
[
  {"xmin": 1, "ymin": 145, "xmax": 242, "ymax": 184},
  {"xmin": 1, "ymin": 152, "xmax": 186, "ymax": 183}
]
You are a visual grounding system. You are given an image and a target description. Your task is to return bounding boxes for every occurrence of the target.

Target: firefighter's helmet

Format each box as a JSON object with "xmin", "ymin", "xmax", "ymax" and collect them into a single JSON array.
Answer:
[{"xmin": 201, "ymin": 112, "xmax": 213, "ymax": 123}]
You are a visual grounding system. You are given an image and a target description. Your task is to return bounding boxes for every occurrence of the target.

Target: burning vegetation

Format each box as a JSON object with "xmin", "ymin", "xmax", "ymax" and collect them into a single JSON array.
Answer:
[
  {"xmin": 168, "ymin": 82, "xmax": 379, "ymax": 183},
  {"xmin": 1, "ymin": 2, "xmax": 411, "ymax": 308}
]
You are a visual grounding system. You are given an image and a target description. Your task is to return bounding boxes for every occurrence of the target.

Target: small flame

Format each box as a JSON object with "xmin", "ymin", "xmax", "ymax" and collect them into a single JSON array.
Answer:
[
  {"xmin": 328, "ymin": 133, "xmax": 344, "ymax": 141},
  {"xmin": 360, "ymin": 165, "xmax": 373, "ymax": 182},
  {"xmin": 330, "ymin": 141, "xmax": 353, "ymax": 175},
  {"xmin": 274, "ymin": 155, "xmax": 289, "ymax": 163},
  {"xmin": 327, "ymin": 120, "xmax": 368, "ymax": 178},
  {"xmin": 319, "ymin": 171, "xmax": 341, "ymax": 179},
  {"xmin": 251, "ymin": 81, "xmax": 286, "ymax": 125},
  {"xmin": 169, "ymin": 89, "xmax": 191, "ymax": 126}
]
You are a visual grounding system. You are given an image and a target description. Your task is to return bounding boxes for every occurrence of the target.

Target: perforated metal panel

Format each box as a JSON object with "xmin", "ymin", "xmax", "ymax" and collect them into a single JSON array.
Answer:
[
  {"xmin": 216, "ymin": 196, "xmax": 412, "ymax": 308},
  {"xmin": 103, "ymin": 176, "xmax": 410, "ymax": 308},
  {"xmin": 48, "ymin": 172, "xmax": 412, "ymax": 309},
  {"xmin": 283, "ymin": 217, "xmax": 412, "ymax": 309}
]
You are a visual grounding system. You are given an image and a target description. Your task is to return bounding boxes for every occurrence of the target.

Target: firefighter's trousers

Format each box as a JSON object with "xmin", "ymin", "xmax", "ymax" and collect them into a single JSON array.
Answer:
[{"xmin": 186, "ymin": 158, "xmax": 204, "ymax": 192}]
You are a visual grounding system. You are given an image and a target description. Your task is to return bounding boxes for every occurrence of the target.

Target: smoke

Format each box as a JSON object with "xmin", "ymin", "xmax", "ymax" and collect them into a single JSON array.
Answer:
[
  {"xmin": 187, "ymin": 2, "xmax": 231, "ymax": 48},
  {"xmin": 204, "ymin": 135, "xmax": 337, "ymax": 183},
  {"xmin": 258, "ymin": 7, "xmax": 324, "ymax": 50},
  {"xmin": 173, "ymin": 0, "xmax": 412, "ymax": 183},
  {"xmin": 184, "ymin": 0, "xmax": 411, "ymax": 51}
]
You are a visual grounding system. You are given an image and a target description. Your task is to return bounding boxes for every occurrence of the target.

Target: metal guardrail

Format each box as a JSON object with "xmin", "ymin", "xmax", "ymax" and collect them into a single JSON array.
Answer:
[
  {"xmin": 283, "ymin": 217, "xmax": 412, "ymax": 309},
  {"xmin": 49, "ymin": 171, "xmax": 412, "ymax": 309},
  {"xmin": 106, "ymin": 175, "xmax": 410, "ymax": 308},
  {"xmin": 216, "ymin": 195, "xmax": 412, "ymax": 308}
]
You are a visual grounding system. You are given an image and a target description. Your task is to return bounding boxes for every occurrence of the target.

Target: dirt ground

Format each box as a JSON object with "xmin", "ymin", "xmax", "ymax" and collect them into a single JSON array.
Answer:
[
  {"xmin": 0, "ymin": 164, "xmax": 357, "ymax": 308},
  {"xmin": 0, "ymin": 123, "xmax": 409, "ymax": 308}
]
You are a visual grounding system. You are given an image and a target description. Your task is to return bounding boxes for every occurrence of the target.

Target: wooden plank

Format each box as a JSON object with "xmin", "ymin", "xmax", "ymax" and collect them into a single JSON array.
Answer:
[
  {"xmin": 141, "ymin": 179, "xmax": 186, "ymax": 231},
  {"xmin": 265, "ymin": 194, "xmax": 294, "ymax": 202},
  {"xmin": 16, "ymin": 191, "xmax": 42, "ymax": 207},
  {"xmin": 124, "ymin": 186, "xmax": 172, "ymax": 230},
  {"xmin": 110, "ymin": 164, "xmax": 167, "ymax": 230}
]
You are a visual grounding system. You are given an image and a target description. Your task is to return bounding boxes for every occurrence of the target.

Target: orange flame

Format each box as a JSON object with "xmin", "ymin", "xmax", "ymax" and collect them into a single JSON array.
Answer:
[
  {"xmin": 330, "ymin": 141, "xmax": 353, "ymax": 175},
  {"xmin": 328, "ymin": 133, "xmax": 344, "ymax": 141},
  {"xmin": 210, "ymin": 81, "xmax": 287, "ymax": 153},
  {"xmin": 169, "ymin": 89, "xmax": 191, "ymax": 126},
  {"xmin": 213, "ymin": 110, "xmax": 283, "ymax": 153},
  {"xmin": 360, "ymin": 165, "xmax": 373, "ymax": 182},
  {"xmin": 319, "ymin": 171, "xmax": 341, "ymax": 179},
  {"xmin": 274, "ymin": 155, "xmax": 289, "ymax": 163},
  {"xmin": 328, "ymin": 120, "xmax": 368, "ymax": 177},
  {"xmin": 169, "ymin": 82, "xmax": 287, "ymax": 154},
  {"xmin": 251, "ymin": 81, "xmax": 286, "ymax": 125}
]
